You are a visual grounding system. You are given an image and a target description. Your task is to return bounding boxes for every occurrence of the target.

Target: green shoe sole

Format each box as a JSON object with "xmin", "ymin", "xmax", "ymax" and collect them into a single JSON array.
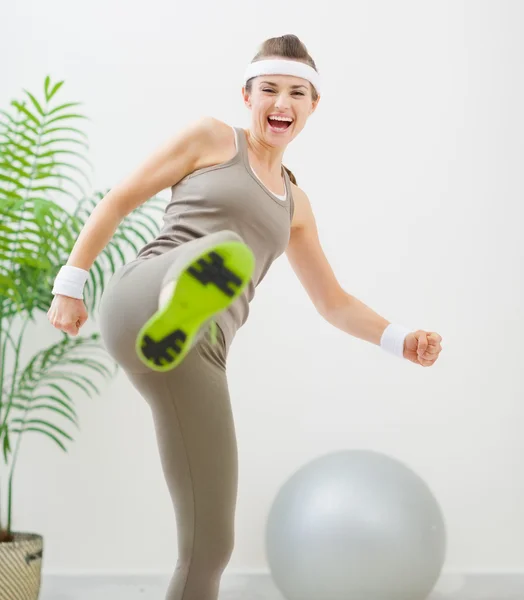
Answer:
[{"xmin": 136, "ymin": 241, "xmax": 255, "ymax": 372}]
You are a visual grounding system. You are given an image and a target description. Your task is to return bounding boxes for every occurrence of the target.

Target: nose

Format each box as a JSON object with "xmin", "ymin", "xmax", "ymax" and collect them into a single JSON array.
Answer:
[{"xmin": 274, "ymin": 92, "xmax": 291, "ymax": 110}]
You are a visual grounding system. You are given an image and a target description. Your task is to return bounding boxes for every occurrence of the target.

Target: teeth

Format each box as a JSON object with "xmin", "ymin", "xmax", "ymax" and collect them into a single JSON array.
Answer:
[{"xmin": 269, "ymin": 116, "xmax": 293, "ymax": 122}]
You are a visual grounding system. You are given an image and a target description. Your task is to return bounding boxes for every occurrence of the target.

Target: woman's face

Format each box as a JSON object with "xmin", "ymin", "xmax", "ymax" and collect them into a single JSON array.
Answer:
[{"xmin": 244, "ymin": 73, "xmax": 320, "ymax": 146}]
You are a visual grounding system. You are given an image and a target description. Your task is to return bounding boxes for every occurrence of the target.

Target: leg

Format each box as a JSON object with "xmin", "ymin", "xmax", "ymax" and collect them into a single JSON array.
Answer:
[
  {"xmin": 97, "ymin": 233, "xmax": 242, "ymax": 599},
  {"xmin": 98, "ymin": 230, "xmax": 250, "ymax": 374},
  {"xmin": 128, "ymin": 328, "xmax": 237, "ymax": 600}
]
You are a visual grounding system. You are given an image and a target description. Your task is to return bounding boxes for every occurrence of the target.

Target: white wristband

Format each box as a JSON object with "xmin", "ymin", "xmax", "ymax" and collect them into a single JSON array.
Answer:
[
  {"xmin": 380, "ymin": 323, "xmax": 411, "ymax": 359},
  {"xmin": 52, "ymin": 266, "xmax": 89, "ymax": 300}
]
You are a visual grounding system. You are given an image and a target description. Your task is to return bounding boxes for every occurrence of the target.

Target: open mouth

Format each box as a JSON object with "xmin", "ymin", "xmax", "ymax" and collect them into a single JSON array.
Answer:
[{"xmin": 267, "ymin": 116, "xmax": 293, "ymax": 132}]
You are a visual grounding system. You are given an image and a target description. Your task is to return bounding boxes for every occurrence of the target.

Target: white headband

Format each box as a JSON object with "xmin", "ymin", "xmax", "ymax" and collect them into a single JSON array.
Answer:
[{"xmin": 244, "ymin": 59, "xmax": 321, "ymax": 95}]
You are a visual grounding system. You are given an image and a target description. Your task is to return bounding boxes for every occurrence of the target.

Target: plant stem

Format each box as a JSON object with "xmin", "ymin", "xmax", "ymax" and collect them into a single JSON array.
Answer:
[
  {"xmin": 1, "ymin": 318, "xmax": 27, "ymax": 432},
  {"xmin": 7, "ymin": 457, "xmax": 16, "ymax": 536},
  {"xmin": 0, "ymin": 313, "xmax": 6, "ymax": 422},
  {"xmin": 1, "ymin": 317, "xmax": 29, "ymax": 538},
  {"xmin": 0, "ymin": 312, "xmax": 3, "ymax": 535},
  {"xmin": 0, "ymin": 472, "xmax": 2, "ymax": 536},
  {"xmin": 0, "ymin": 313, "xmax": 11, "ymax": 535},
  {"xmin": 6, "ymin": 320, "xmax": 33, "ymax": 537}
]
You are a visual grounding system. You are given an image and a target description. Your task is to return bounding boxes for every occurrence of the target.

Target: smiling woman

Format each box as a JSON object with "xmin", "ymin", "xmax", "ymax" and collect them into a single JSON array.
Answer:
[
  {"xmin": 244, "ymin": 35, "xmax": 321, "ymax": 102},
  {"xmin": 242, "ymin": 35, "xmax": 322, "ymax": 184},
  {"xmin": 47, "ymin": 31, "xmax": 442, "ymax": 600}
]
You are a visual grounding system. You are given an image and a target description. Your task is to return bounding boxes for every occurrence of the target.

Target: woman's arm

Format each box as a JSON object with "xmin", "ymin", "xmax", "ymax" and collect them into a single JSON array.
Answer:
[
  {"xmin": 47, "ymin": 116, "xmax": 219, "ymax": 335},
  {"xmin": 286, "ymin": 186, "xmax": 390, "ymax": 346},
  {"xmin": 66, "ymin": 116, "xmax": 218, "ymax": 271},
  {"xmin": 286, "ymin": 186, "xmax": 443, "ymax": 366}
]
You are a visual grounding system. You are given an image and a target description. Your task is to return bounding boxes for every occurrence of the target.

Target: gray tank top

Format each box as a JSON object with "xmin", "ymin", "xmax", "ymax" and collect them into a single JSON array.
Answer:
[{"xmin": 136, "ymin": 126, "xmax": 294, "ymax": 349}]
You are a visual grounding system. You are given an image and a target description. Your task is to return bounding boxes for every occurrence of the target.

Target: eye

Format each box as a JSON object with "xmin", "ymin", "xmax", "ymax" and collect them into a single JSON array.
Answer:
[{"xmin": 262, "ymin": 88, "xmax": 305, "ymax": 96}]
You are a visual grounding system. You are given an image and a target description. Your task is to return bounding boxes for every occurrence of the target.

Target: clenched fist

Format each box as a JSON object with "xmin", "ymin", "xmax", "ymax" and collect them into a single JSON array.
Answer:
[
  {"xmin": 47, "ymin": 295, "xmax": 88, "ymax": 336},
  {"xmin": 404, "ymin": 330, "xmax": 443, "ymax": 367}
]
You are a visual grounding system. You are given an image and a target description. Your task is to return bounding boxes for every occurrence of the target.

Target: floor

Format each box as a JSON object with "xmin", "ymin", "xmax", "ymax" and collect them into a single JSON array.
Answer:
[{"xmin": 40, "ymin": 573, "xmax": 524, "ymax": 600}]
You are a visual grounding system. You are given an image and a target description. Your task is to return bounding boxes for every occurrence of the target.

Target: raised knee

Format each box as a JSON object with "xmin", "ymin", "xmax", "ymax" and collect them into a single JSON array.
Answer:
[{"xmin": 218, "ymin": 229, "xmax": 245, "ymax": 245}]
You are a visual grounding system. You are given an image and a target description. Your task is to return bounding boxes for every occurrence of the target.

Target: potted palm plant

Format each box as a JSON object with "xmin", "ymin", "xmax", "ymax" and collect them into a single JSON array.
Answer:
[{"xmin": 0, "ymin": 76, "xmax": 163, "ymax": 600}]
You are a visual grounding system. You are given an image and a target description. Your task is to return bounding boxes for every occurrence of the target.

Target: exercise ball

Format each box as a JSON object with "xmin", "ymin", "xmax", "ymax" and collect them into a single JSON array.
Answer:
[{"xmin": 265, "ymin": 450, "xmax": 446, "ymax": 600}]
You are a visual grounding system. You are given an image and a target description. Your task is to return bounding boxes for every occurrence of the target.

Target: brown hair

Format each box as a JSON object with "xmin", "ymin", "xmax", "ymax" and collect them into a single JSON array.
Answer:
[{"xmin": 245, "ymin": 34, "xmax": 320, "ymax": 186}]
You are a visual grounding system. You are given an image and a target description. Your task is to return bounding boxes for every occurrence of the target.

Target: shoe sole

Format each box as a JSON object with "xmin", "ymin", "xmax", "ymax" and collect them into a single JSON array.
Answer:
[{"xmin": 135, "ymin": 241, "xmax": 255, "ymax": 372}]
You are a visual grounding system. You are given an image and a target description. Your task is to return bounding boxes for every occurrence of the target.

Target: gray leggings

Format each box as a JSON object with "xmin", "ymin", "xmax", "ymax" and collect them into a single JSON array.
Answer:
[{"xmin": 98, "ymin": 234, "xmax": 238, "ymax": 600}]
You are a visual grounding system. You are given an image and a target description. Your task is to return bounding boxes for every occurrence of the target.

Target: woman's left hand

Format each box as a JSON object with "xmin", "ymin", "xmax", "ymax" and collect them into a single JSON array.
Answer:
[{"xmin": 403, "ymin": 330, "xmax": 443, "ymax": 366}]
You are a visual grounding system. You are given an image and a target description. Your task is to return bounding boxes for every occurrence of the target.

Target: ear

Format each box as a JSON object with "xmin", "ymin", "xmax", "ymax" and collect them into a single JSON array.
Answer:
[
  {"xmin": 242, "ymin": 86, "xmax": 252, "ymax": 109},
  {"xmin": 309, "ymin": 95, "xmax": 321, "ymax": 115}
]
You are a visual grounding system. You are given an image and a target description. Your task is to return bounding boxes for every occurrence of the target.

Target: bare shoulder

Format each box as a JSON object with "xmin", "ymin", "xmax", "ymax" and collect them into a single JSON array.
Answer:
[
  {"xmin": 290, "ymin": 183, "xmax": 315, "ymax": 230},
  {"xmin": 190, "ymin": 116, "xmax": 237, "ymax": 170},
  {"xmin": 190, "ymin": 115, "xmax": 229, "ymax": 143},
  {"xmin": 201, "ymin": 116, "xmax": 234, "ymax": 139},
  {"xmin": 181, "ymin": 115, "xmax": 227, "ymax": 149}
]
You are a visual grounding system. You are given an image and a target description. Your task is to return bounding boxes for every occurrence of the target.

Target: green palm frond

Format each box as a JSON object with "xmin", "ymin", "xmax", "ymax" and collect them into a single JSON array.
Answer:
[
  {"xmin": 0, "ymin": 198, "xmax": 81, "ymax": 318},
  {"xmin": 3, "ymin": 333, "xmax": 116, "ymax": 458},
  {"xmin": 74, "ymin": 191, "xmax": 165, "ymax": 313},
  {"xmin": 0, "ymin": 75, "xmax": 166, "ymax": 539},
  {"xmin": 0, "ymin": 77, "xmax": 91, "ymax": 204},
  {"xmin": 0, "ymin": 76, "xmax": 90, "ymax": 318}
]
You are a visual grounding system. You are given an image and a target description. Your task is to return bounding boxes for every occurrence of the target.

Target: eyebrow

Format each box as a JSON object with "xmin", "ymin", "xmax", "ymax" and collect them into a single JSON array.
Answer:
[{"xmin": 259, "ymin": 80, "xmax": 308, "ymax": 90}]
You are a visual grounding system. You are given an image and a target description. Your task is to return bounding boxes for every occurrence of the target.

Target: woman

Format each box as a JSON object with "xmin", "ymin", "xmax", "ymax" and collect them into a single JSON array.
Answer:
[{"xmin": 47, "ymin": 34, "xmax": 443, "ymax": 600}]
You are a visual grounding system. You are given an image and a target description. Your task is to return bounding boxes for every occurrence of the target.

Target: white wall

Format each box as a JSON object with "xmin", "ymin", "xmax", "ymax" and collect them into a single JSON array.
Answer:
[{"xmin": 2, "ymin": 0, "xmax": 523, "ymax": 578}]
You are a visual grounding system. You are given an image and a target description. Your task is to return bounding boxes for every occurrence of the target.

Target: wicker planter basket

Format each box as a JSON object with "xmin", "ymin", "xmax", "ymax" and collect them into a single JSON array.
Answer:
[{"xmin": 0, "ymin": 533, "xmax": 43, "ymax": 600}]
